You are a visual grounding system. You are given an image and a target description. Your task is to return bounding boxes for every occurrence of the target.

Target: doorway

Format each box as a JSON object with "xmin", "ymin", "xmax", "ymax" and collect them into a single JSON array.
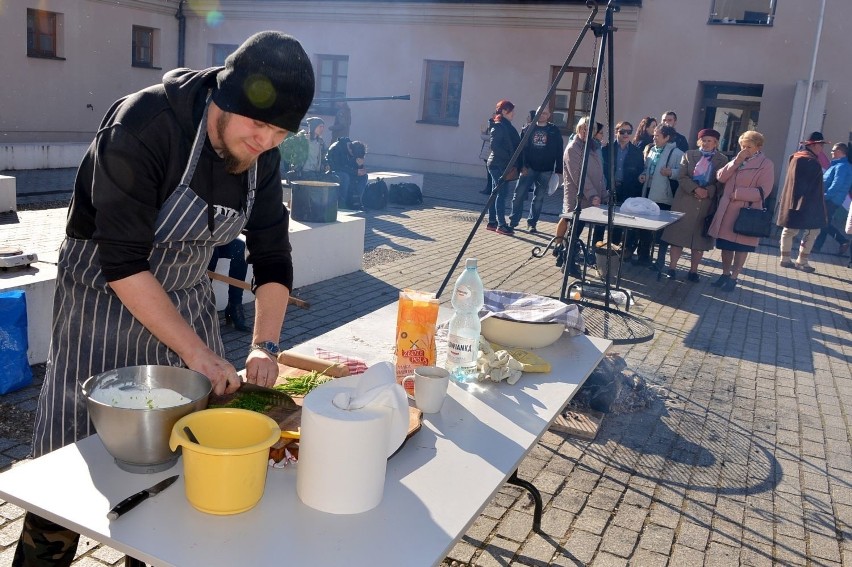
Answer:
[{"xmin": 699, "ymin": 82, "xmax": 764, "ymax": 158}]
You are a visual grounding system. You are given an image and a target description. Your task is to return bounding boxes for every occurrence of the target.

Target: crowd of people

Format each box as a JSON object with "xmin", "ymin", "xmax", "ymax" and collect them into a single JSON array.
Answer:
[{"xmin": 480, "ymin": 101, "xmax": 852, "ymax": 288}]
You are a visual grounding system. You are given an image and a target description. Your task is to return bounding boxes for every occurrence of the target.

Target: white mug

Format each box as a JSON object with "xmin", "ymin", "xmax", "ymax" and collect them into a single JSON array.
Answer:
[{"xmin": 402, "ymin": 366, "xmax": 450, "ymax": 414}]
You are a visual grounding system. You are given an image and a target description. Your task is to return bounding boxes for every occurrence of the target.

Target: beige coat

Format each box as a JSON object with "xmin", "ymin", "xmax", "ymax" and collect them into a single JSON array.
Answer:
[
  {"xmin": 708, "ymin": 154, "xmax": 775, "ymax": 247},
  {"xmin": 563, "ymin": 136, "xmax": 607, "ymax": 213},
  {"xmin": 662, "ymin": 150, "xmax": 729, "ymax": 251}
]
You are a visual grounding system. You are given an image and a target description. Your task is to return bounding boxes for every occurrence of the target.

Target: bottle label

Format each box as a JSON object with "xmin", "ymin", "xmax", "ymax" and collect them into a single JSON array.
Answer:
[
  {"xmin": 447, "ymin": 334, "xmax": 477, "ymax": 365},
  {"xmin": 455, "ymin": 285, "xmax": 472, "ymax": 301}
]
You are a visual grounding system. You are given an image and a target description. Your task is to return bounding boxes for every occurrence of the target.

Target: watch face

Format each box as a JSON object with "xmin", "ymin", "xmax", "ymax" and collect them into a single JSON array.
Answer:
[{"xmin": 253, "ymin": 342, "xmax": 280, "ymax": 354}]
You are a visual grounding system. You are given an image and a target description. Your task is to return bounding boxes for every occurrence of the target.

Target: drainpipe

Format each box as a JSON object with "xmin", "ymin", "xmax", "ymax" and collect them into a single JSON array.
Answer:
[
  {"xmin": 798, "ymin": 0, "xmax": 826, "ymax": 143},
  {"xmin": 175, "ymin": 0, "xmax": 186, "ymax": 68}
]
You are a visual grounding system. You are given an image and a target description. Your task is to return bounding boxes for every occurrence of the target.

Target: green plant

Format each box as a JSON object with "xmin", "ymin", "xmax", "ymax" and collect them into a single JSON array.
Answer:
[{"xmin": 279, "ymin": 130, "xmax": 309, "ymax": 170}]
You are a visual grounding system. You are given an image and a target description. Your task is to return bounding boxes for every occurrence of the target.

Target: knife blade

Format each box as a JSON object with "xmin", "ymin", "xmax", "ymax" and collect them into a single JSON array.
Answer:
[{"xmin": 107, "ymin": 475, "xmax": 179, "ymax": 520}]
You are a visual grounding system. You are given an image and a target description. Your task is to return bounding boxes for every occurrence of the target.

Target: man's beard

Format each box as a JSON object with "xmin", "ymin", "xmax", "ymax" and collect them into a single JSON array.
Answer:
[{"xmin": 215, "ymin": 112, "xmax": 256, "ymax": 174}]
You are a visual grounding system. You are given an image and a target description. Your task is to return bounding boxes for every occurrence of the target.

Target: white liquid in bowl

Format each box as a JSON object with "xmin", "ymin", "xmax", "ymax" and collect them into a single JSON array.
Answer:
[{"xmin": 90, "ymin": 385, "xmax": 191, "ymax": 409}]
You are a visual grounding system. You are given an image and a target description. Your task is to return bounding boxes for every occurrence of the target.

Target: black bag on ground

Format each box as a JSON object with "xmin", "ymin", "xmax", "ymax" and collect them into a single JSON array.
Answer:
[
  {"xmin": 362, "ymin": 178, "xmax": 389, "ymax": 210},
  {"xmin": 389, "ymin": 182, "xmax": 423, "ymax": 205},
  {"xmin": 733, "ymin": 187, "xmax": 772, "ymax": 238}
]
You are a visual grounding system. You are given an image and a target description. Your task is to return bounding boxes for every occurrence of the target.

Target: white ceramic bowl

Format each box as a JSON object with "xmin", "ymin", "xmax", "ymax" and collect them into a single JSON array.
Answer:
[{"xmin": 481, "ymin": 316, "xmax": 565, "ymax": 349}]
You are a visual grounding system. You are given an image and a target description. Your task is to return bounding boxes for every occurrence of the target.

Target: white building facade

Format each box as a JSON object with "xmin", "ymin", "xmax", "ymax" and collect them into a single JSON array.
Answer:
[{"xmin": 1, "ymin": 0, "xmax": 848, "ymax": 187}]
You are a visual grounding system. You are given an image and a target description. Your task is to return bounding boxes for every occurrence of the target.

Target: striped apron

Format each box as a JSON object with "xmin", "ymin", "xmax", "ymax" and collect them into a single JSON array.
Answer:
[{"xmin": 31, "ymin": 98, "xmax": 256, "ymax": 457}]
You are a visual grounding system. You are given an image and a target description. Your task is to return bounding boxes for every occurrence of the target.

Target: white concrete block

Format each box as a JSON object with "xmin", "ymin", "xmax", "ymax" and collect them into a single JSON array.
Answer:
[
  {"xmin": 0, "ymin": 175, "xmax": 16, "ymax": 212},
  {"xmin": 0, "ymin": 143, "xmax": 89, "ymax": 170},
  {"xmin": 0, "ymin": 263, "xmax": 57, "ymax": 365},
  {"xmin": 289, "ymin": 212, "xmax": 365, "ymax": 289},
  {"xmin": 210, "ymin": 212, "xmax": 365, "ymax": 310},
  {"xmin": 6, "ymin": 212, "xmax": 364, "ymax": 363}
]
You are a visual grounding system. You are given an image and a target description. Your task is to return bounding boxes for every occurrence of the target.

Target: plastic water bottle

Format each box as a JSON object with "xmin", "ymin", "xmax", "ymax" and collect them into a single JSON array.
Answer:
[{"xmin": 446, "ymin": 258, "xmax": 485, "ymax": 383}]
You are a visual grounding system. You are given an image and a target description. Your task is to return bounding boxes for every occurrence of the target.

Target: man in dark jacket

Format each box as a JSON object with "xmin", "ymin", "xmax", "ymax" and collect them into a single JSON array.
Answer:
[
  {"xmin": 327, "ymin": 137, "xmax": 367, "ymax": 208},
  {"xmin": 509, "ymin": 106, "xmax": 563, "ymax": 233},
  {"xmin": 661, "ymin": 111, "xmax": 690, "ymax": 152},
  {"xmin": 777, "ymin": 131, "xmax": 829, "ymax": 272},
  {"xmin": 603, "ymin": 120, "xmax": 645, "ymax": 247},
  {"xmin": 13, "ymin": 31, "xmax": 314, "ymax": 567}
]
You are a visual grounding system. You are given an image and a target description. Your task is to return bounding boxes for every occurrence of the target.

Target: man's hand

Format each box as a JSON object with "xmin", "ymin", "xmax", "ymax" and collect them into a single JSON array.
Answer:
[
  {"xmin": 694, "ymin": 187, "xmax": 709, "ymax": 200},
  {"xmin": 244, "ymin": 349, "xmax": 279, "ymax": 388},
  {"xmin": 183, "ymin": 348, "xmax": 240, "ymax": 396}
]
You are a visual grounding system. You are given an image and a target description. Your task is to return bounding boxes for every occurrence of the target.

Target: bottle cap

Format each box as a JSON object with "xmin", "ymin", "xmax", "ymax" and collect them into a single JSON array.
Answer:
[{"xmin": 465, "ymin": 258, "xmax": 477, "ymax": 268}]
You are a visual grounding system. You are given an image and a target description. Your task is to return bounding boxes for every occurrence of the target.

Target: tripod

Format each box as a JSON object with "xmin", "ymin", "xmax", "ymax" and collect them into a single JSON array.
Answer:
[{"xmin": 437, "ymin": 1, "xmax": 655, "ymax": 344}]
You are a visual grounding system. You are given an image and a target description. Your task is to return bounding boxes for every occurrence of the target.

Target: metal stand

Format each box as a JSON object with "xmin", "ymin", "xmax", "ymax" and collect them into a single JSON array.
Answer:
[
  {"xmin": 507, "ymin": 470, "xmax": 543, "ymax": 533},
  {"xmin": 553, "ymin": 2, "xmax": 655, "ymax": 344},
  {"xmin": 436, "ymin": 3, "xmax": 603, "ymax": 299}
]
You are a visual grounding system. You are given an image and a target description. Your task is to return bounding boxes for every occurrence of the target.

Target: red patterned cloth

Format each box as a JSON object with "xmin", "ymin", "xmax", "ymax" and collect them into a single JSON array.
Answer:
[{"xmin": 314, "ymin": 347, "xmax": 368, "ymax": 375}]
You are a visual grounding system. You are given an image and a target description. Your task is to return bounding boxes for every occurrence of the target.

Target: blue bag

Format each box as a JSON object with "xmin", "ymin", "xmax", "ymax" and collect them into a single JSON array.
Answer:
[{"xmin": 0, "ymin": 290, "xmax": 33, "ymax": 395}]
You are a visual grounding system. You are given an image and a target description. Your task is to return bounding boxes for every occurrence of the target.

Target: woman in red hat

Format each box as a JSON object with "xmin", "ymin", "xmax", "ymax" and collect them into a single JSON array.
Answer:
[{"xmin": 661, "ymin": 129, "xmax": 729, "ymax": 281}]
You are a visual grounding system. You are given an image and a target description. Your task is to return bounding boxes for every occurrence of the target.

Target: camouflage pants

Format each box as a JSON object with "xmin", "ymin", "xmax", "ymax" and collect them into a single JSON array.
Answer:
[{"xmin": 12, "ymin": 512, "xmax": 79, "ymax": 567}]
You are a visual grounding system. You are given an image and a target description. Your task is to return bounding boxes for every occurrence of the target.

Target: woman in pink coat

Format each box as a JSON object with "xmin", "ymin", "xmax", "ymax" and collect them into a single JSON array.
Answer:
[{"xmin": 707, "ymin": 131, "xmax": 775, "ymax": 291}]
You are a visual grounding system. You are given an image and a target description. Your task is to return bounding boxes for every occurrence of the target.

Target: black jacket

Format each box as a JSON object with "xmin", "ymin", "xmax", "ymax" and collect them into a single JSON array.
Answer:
[
  {"xmin": 603, "ymin": 142, "xmax": 645, "ymax": 203},
  {"xmin": 326, "ymin": 137, "xmax": 357, "ymax": 176},
  {"xmin": 520, "ymin": 122, "xmax": 563, "ymax": 173},
  {"xmin": 487, "ymin": 118, "xmax": 522, "ymax": 171}
]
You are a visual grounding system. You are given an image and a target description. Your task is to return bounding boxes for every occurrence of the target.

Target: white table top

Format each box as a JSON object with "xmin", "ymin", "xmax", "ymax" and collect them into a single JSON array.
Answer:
[
  {"xmin": 562, "ymin": 205, "xmax": 684, "ymax": 231},
  {"xmin": 0, "ymin": 304, "xmax": 610, "ymax": 567}
]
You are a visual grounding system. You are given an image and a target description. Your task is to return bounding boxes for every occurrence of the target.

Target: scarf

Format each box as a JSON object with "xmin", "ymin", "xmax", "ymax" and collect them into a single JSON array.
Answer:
[
  {"xmin": 647, "ymin": 145, "xmax": 664, "ymax": 177},
  {"xmin": 692, "ymin": 150, "xmax": 715, "ymax": 186}
]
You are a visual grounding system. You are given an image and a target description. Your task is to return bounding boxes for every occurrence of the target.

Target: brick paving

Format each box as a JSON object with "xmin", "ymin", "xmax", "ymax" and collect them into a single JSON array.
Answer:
[{"xmin": 0, "ymin": 169, "xmax": 850, "ymax": 566}]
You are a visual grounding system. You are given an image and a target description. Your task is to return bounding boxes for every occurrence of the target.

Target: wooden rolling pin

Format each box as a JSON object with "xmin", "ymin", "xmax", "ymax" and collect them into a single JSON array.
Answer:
[
  {"xmin": 207, "ymin": 271, "xmax": 310, "ymax": 309},
  {"xmin": 277, "ymin": 350, "xmax": 350, "ymax": 377}
]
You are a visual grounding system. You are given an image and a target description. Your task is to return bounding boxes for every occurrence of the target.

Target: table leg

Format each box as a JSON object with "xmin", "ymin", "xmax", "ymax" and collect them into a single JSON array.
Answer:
[
  {"xmin": 507, "ymin": 470, "xmax": 542, "ymax": 533},
  {"xmin": 125, "ymin": 556, "xmax": 146, "ymax": 567}
]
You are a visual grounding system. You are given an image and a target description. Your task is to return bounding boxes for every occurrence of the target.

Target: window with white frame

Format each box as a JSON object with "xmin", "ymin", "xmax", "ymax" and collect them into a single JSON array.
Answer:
[
  {"xmin": 709, "ymin": 0, "xmax": 776, "ymax": 25},
  {"xmin": 27, "ymin": 9, "xmax": 62, "ymax": 58},
  {"xmin": 421, "ymin": 60, "xmax": 463, "ymax": 126}
]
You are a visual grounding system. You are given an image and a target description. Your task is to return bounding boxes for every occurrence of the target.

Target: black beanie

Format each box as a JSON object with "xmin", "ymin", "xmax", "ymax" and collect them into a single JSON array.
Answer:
[{"xmin": 213, "ymin": 31, "xmax": 315, "ymax": 132}]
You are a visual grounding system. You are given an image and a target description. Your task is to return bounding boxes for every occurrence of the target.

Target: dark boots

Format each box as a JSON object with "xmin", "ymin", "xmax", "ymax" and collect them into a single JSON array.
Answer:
[{"xmin": 224, "ymin": 301, "xmax": 250, "ymax": 332}]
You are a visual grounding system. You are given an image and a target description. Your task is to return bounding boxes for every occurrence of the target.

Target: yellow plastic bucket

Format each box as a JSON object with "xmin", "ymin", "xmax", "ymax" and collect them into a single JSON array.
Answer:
[{"xmin": 169, "ymin": 408, "xmax": 280, "ymax": 515}]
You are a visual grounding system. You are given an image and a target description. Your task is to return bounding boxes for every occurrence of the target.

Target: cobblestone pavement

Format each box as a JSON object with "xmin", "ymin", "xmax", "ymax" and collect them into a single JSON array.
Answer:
[{"xmin": 0, "ymin": 169, "xmax": 850, "ymax": 566}]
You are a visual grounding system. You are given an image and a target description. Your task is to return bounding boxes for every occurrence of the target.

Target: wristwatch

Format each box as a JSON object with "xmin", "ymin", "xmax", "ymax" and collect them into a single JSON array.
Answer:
[{"xmin": 250, "ymin": 341, "xmax": 280, "ymax": 357}]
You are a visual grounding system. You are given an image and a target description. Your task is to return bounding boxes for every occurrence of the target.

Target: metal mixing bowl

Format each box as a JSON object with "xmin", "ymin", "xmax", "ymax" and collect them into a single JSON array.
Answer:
[{"xmin": 80, "ymin": 365, "xmax": 212, "ymax": 474}]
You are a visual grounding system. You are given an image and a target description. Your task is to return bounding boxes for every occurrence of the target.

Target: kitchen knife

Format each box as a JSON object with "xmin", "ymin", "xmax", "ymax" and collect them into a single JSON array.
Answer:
[{"xmin": 107, "ymin": 475, "xmax": 179, "ymax": 520}]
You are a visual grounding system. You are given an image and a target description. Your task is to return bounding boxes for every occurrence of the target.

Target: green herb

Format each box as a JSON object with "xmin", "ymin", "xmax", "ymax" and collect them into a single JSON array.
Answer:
[
  {"xmin": 274, "ymin": 371, "xmax": 331, "ymax": 396},
  {"xmin": 210, "ymin": 392, "xmax": 272, "ymax": 413}
]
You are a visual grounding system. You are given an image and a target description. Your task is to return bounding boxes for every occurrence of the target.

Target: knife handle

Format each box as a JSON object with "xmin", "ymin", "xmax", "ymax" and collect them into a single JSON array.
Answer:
[{"xmin": 107, "ymin": 490, "xmax": 148, "ymax": 520}]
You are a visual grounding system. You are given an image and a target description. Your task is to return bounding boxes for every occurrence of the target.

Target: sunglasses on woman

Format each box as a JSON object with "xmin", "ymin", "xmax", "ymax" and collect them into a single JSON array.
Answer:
[{"xmin": 618, "ymin": 129, "xmax": 633, "ymax": 135}]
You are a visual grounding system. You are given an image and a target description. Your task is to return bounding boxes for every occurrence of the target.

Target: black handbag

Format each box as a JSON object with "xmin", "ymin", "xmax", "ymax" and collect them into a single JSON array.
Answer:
[{"xmin": 733, "ymin": 187, "xmax": 772, "ymax": 238}]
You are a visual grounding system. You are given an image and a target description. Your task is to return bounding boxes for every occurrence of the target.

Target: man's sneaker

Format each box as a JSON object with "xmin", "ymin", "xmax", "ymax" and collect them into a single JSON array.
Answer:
[
  {"xmin": 527, "ymin": 223, "xmax": 537, "ymax": 233},
  {"xmin": 496, "ymin": 225, "xmax": 515, "ymax": 235},
  {"xmin": 486, "ymin": 223, "xmax": 498, "ymax": 231},
  {"xmin": 839, "ymin": 242, "xmax": 850, "ymax": 256}
]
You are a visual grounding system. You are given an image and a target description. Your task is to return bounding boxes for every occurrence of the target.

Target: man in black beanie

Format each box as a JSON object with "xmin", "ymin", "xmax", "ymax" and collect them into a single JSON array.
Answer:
[{"xmin": 13, "ymin": 31, "xmax": 314, "ymax": 567}]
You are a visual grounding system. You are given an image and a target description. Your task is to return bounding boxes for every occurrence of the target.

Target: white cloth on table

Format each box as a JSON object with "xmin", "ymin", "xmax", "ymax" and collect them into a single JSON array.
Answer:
[{"xmin": 481, "ymin": 289, "xmax": 584, "ymax": 335}]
